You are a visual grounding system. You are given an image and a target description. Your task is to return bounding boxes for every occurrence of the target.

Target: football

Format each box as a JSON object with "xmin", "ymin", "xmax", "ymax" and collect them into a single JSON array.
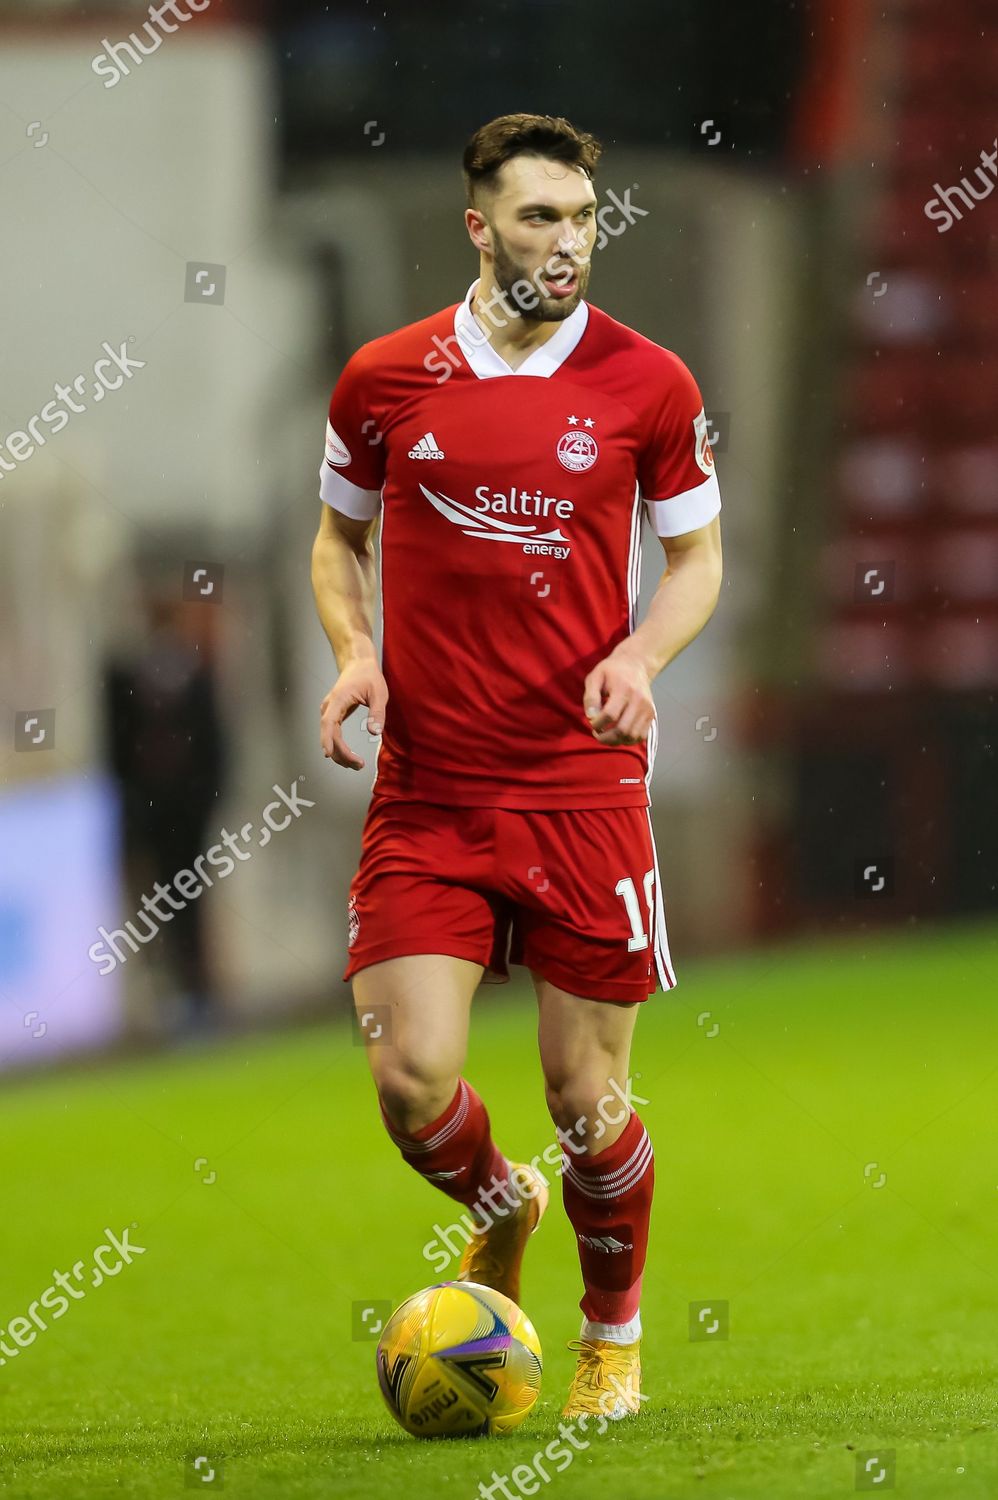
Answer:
[{"xmin": 375, "ymin": 1281, "xmax": 543, "ymax": 1438}]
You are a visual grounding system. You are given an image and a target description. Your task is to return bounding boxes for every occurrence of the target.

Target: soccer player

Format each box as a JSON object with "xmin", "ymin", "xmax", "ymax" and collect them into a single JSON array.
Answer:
[{"xmin": 311, "ymin": 113, "xmax": 722, "ymax": 1419}]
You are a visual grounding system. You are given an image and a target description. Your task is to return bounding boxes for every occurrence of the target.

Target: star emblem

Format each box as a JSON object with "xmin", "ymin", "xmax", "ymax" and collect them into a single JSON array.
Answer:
[
  {"xmin": 583, "ymin": 417, "xmax": 595, "ymax": 428},
  {"xmin": 567, "ymin": 414, "xmax": 578, "ymax": 425}
]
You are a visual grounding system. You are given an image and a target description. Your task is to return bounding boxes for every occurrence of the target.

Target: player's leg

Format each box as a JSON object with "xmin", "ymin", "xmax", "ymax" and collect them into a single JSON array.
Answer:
[
  {"xmin": 536, "ymin": 981, "xmax": 649, "ymax": 1306},
  {"xmin": 502, "ymin": 803, "xmax": 666, "ymax": 1414},
  {"xmin": 535, "ymin": 978, "xmax": 649, "ymax": 1417},
  {"xmin": 354, "ymin": 952, "xmax": 478, "ymax": 1131},
  {"xmin": 353, "ymin": 952, "xmax": 505, "ymax": 1207},
  {"xmin": 353, "ymin": 951, "xmax": 548, "ymax": 1299},
  {"xmin": 343, "ymin": 777, "xmax": 554, "ymax": 1289}
]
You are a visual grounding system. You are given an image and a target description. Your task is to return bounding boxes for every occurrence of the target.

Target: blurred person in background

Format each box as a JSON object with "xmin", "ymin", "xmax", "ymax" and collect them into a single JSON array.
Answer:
[{"xmin": 103, "ymin": 586, "xmax": 229, "ymax": 1034}]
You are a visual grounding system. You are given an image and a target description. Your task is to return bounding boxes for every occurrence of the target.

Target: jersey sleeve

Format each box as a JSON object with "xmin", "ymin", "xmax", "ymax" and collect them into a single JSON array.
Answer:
[
  {"xmin": 637, "ymin": 356, "xmax": 722, "ymax": 537},
  {"xmin": 318, "ymin": 352, "xmax": 386, "ymax": 519}
]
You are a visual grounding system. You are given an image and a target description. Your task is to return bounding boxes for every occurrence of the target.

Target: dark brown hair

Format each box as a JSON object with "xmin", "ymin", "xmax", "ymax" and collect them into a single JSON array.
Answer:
[{"xmin": 462, "ymin": 114, "xmax": 603, "ymax": 207}]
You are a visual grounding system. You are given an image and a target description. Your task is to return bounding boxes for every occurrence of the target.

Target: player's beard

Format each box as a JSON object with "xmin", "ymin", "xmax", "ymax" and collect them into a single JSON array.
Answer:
[{"xmin": 489, "ymin": 226, "xmax": 591, "ymax": 323}]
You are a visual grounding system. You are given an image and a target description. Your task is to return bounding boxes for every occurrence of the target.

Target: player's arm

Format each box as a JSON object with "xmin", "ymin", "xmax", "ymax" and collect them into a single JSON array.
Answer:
[
  {"xmin": 586, "ymin": 359, "xmax": 723, "ymax": 746},
  {"xmin": 617, "ymin": 515, "xmax": 723, "ymax": 678},
  {"xmin": 311, "ymin": 501, "xmax": 379, "ymax": 667},
  {"xmin": 312, "ymin": 355, "xmax": 389, "ymax": 770},
  {"xmin": 311, "ymin": 505, "xmax": 387, "ymax": 770},
  {"xmin": 585, "ymin": 518, "xmax": 722, "ymax": 744}
]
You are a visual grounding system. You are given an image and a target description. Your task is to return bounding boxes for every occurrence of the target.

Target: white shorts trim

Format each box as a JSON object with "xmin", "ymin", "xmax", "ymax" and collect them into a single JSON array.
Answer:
[{"xmin": 644, "ymin": 715, "xmax": 676, "ymax": 991}]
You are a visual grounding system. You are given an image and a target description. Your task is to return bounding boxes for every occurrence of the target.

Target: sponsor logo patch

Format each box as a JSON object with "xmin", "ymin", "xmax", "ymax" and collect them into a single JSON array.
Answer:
[
  {"xmin": 325, "ymin": 420, "xmax": 352, "ymax": 467},
  {"xmin": 693, "ymin": 407, "xmax": 715, "ymax": 475},
  {"xmin": 419, "ymin": 482, "xmax": 574, "ymax": 560}
]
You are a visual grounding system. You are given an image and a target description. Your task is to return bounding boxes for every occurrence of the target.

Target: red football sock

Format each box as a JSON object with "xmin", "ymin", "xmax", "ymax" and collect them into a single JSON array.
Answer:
[
  {"xmin": 380, "ymin": 1079, "xmax": 511, "ymax": 1214},
  {"xmin": 561, "ymin": 1110, "xmax": 654, "ymax": 1328}
]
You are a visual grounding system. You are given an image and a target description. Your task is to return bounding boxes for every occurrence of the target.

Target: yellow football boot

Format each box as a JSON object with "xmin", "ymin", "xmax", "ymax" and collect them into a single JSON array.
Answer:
[
  {"xmin": 456, "ymin": 1162, "xmax": 548, "ymax": 1305},
  {"xmin": 562, "ymin": 1336, "xmax": 643, "ymax": 1420}
]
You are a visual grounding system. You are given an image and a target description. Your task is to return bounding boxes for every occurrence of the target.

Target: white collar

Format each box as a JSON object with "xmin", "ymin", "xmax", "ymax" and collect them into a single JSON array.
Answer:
[{"xmin": 453, "ymin": 278, "xmax": 589, "ymax": 379}]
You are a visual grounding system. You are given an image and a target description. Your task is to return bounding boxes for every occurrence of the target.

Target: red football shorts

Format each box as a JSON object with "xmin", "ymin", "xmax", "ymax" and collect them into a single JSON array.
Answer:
[{"xmin": 342, "ymin": 795, "xmax": 676, "ymax": 1004}]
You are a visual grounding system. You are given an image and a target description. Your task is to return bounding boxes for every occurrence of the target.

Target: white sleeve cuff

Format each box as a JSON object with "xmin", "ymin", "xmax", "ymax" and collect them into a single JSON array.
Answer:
[
  {"xmin": 319, "ymin": 462, "xmax": 382, "ymax": 519},
  {"xmin": 642, "ymin": 471, "xmax": 721, "ymax": 536}
]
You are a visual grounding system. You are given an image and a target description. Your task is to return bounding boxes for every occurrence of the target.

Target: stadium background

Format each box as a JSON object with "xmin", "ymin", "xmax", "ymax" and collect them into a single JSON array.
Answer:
[{"xmin": 1, "ymin": 1, "xmax": 995, "ymax": 1496}]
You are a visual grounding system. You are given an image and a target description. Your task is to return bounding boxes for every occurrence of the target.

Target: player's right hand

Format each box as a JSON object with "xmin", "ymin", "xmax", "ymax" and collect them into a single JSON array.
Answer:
[{"xmin": 320, "ymin": 663, "xmax": 389, "ymax": 770}]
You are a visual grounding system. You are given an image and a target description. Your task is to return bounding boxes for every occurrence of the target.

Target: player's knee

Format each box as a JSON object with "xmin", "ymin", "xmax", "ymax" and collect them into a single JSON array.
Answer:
[
  {"xmin": 375, "ymin": 1062, "xmax": 457, "ymax": 1135},
  {"xmin": 544, "ymin": 1078, "xmax": 620, "ymax": 1145}
]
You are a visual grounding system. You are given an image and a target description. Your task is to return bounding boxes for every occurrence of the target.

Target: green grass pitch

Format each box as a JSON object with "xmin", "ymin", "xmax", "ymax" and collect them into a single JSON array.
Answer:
[{"xmin": 1, "ymin": 921, "xmax": 996, "ymax": 1498}]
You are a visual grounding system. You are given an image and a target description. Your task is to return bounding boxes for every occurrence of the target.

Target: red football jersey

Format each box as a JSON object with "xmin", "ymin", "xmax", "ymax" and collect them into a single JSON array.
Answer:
[{"xmin": 319, "ymin": 281, "xmax": 721, "ymax": 809}]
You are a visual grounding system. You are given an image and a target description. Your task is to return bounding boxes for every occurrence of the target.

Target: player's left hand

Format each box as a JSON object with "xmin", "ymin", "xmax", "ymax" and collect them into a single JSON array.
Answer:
[{"xmin": 583, "ymin": 646, "xmax": 656, "ymax": 745}]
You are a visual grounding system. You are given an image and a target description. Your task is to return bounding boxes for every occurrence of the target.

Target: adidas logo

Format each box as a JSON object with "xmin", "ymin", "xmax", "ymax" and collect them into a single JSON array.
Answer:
[
  {"xmin": 578, "ymin": 1233, "xmax": 633, "ymax": 1253},
  {"xmin": 408, "ymin": 432, "xmax": 445, "ymax": 460}
]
